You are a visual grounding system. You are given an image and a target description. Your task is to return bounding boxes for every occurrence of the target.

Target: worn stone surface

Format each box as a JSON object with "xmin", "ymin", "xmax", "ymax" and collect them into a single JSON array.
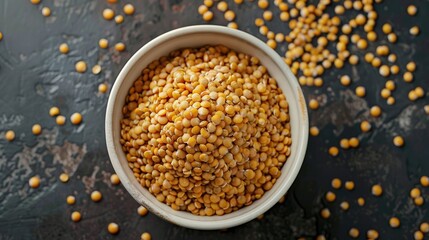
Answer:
[{"xmin": 0, "ymin": 0, "xmax": 428, "ymax": 239}]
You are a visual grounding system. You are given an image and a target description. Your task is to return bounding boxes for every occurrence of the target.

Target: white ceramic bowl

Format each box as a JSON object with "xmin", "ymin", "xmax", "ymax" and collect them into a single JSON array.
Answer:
[{"xmin": 105, "ymin": 25, "xmax": 308, "ymax": 230}]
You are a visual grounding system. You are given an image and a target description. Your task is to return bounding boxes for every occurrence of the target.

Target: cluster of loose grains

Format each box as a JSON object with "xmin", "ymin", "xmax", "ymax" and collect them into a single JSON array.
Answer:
[{"xmin": 120, "ymin": 45, "xmax": 291, "ymax": 215}]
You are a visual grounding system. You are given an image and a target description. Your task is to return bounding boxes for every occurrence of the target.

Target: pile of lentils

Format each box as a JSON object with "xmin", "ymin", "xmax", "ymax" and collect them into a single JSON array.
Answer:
[{"xmin": 120, "ymin": 45, "xmax": 291, "ymax": 216}]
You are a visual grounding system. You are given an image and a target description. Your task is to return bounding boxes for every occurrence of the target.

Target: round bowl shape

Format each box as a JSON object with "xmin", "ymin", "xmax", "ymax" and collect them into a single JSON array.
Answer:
[{"xmin": 105, "ymin": 25, "xmax": 308, "ymax": 230}]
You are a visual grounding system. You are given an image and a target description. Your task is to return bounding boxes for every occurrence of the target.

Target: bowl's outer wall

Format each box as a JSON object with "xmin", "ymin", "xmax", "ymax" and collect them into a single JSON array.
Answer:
[{"xmin": 105, "ymin": 25, "xmax": 308, "ymax": 230}]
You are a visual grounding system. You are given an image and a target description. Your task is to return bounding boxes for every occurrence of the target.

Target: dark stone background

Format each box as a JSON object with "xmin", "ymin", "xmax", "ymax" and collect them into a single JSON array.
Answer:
[{"xmin": 0, "ymin": 0, "xmax": 428, "ymax": 239}]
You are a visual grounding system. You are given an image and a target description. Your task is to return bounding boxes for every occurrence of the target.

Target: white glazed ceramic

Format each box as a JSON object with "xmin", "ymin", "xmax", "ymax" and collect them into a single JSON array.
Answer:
[{"xmin": 105, "ymin": 25, "xmax": 308, "ymax": 230}]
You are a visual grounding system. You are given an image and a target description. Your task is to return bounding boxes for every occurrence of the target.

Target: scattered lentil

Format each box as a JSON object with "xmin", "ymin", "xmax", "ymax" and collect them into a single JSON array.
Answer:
[
  {"xmin": 371, "ymin": 184, "xmax": 383, "ymax": 196},
  {"xmin": 29, "ymin": 176, "xmax": 40, "ymax": 188},
  {"xmin": 5, "ymin": 130, "xmax": 15, "ymax": 142},
  {"xmin": 99, "ymin": 39, "xmax": 109, "ymax": 49},
  {"xmin": 49, "ymin": 107, "xmax": 60, "ymax": 116},
  {"xmin": 123, "ymin": 4, "xmax": 135, "ymax": 15},
  {"xmin": 115, "ymin": 42, "xmax": 126, "ymax": 52},
  {"xmin": 310, "ymin": 126, "xmax": 319, "ymax": 136},
  {"xmin": 103, "ymin": 8, "xmax": 115, "ymax": 20},
  {"xmin": 320, "ymin": 208, "xmax": 330, "ymax": 219},
  {"xmin": 202, "ymin": 11, "xmax": 214, "ymax": 21},
  {"xmin": 75, "ymin": 61, "xmax": 87, "ymax": 73},
  {"xmin": 349, "ymin": 228, "xmax": 360, "ymax": 238},
  {"xmin": 357, "ymin": 197, "xmax": 365, "ymax": 206},
  {"xmin": 42, "ymin": 7, "xmax": 51, "ymax": 17},
  {"xmin": 110, "ymin": 174, "xmax": 120, "ymax": 185},
  {"xmin": 331, "ymin": 178, "xmax": 341, "ymax": 189},
  {"xmin": 309, "ymin": 99, "xmax": 319, "ymax": 110},
  {"xmin": 329, "ymin": 146, "xmax": 339, "ymax": 157},
  {"xmin": 71, "ymin": 211, "xmax": 81, "ymax": 222},
  {"xmin": 92, "ymin": 65, "xmax": 101, "ymax": 75},
  {"xmin": 370, "ymin": 106, "xmax": 381, "ymax": 117},
  {"xmin": 410, "ymin": 188, "xmax": 421, "ymax": 198},
  {"xmin": 420, "ymin": 222, "xmax": 429, "ymax": 233},
  {"xmin": 407, "ymin": 5, "xmax": 417, "ymax": 16},
  {"xmin": 414, "ymin": 231, "xmax": 424, "ymax": 240},
  {"xmin": 115, "ymin": 15, "xmax": 124, "ymax": 24},
  {"xmin": 107, "ymin": 223, "xmax": 119, "ymax": 235},
  {"xmin": 325, "ymin": 191, "xmax": 336, "ymax": 202},
  {"xmin": 414, "ymin": 196, "xmax": 424, "ymax": 206},
  {"xmin": 59, "ymin": 173, "xmax": 69, "ymax": 183},
  {"xmin": 66, "ymin": 195, "xmax": 76, "ymax": 205},
  {"xmin": 367, "ymin": 229, "xmax": 379, "ymax": 239},
  {"xmin": 345, "ymin": 181, "xmax": 355, "ymax": 190},
  {"xmin": 393, "ymin": 136, "xmax": 404, "ymax": 147},
  {"xmin": 389, "ymin": 217, "xmax": 400, "ymax": 228},
  {"xmin": 137, "ymin": 206, "xmax": 148, "ymax": 216},
  {"xmin": 410, "ymin": 26, "xmax": 420, "ymax": 36},
  {"xmin": 70, "ymin": 113, "xmax": 83, "ymax": 125},
  {"xmin": 59, "ymin": 43, "xmax": 69, "ymax": 54},
  {"xmin": 360, "ymin": 121, "xmax": 371, "ymax": 132},
  {"xmin": 355, "ymin": 86, "xmax": 366, "ymax": 97},
  {"xmin": 141, "ymin": 232, "xmax": 151, "ymax": 240},
  {"xmin": 217, "ymin": 1, "xmax": 228, "ymax": 12},
  {"xmin": 340, "ymin": 201, "xmax": 350, "ymax": 211},
  {"xmin": 32, "ymin": 124, "xmax": 42, "ymax": 135},
  {"xmin": 91, "ymin": 191, "xmax": 102, "ymax": 202},
  {"xmin": 420, "ymin": 176, "xmax": 429, "ymax": 187}
]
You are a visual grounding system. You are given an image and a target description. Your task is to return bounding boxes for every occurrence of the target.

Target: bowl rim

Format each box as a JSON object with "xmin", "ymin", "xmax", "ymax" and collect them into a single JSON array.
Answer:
[{"xmin": 105, "ymin": 25, "xmax": 308, "ymax": 230}]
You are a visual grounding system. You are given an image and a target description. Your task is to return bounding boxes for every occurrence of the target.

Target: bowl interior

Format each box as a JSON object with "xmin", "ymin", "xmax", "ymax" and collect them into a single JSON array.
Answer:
[{"xmin": 106, "ymin": 25, "xmax": 308, "ymax": 230}]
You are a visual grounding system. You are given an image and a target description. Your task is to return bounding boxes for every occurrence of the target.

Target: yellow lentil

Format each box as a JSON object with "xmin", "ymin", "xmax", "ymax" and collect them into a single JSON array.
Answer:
[
  {"xmin": 99, "ymin": 38, "xmax": 109, "ymax": 49},
  {"xmin": 410, "ymin": 188, "xmax": 421, "ymax": 198},
  {"xmin": 103, "ymin": 8, "xmax": 115, "ymax": 20},
  {"xmin": 202, "ymin": 11, "xmax": 214, "ymax": 21},
  {"xmin": 75, "ymin": 61, "xmax": 87, "ymax": 73},
  {"xmin": 114, "ymin": 15, "xmax": 124, "ymax": 24},
  {"xmin": 325, "ymin": 191, "xmax": 336, "ymax": 202},
  {"xmin": 137, "ymin": 206, "xmax": 148, "ymax": 216},
  {"xmin": 387, "ymin": 33, "xmax": 397, "ymax": 43},
  {"xmin": 393, "ymin": 136, "xmax": 404, "ymax": 147},
  {"xmin": 329, "ymin": 147, "xmax": 339, "ymax": 157},
  {"xmin": 66, "ymin": 195, "xmax": 76, "ymax": 205},
  {"xmin": 414, "ymin": 196, "xmax": 424, "ymax": 206},
  {"xmin": 309, "ymin": 99, "xmax": 319, "ymax": 110},
  {"xmin": 370, "ymin": 106, "xmax": 382, "ymax": 117},
  {"xmin": 382, "ymin": 23, "xmax": 392, "ymax": 34},
  {"xmin": 320, "ymin": 208, "xmax": 330, "ymax": 218},
  {"xmin": 310, "ymin": 126, "xmax": 319, "ymax": 136},
  {"xmin": 107, "ymin": 223, "xmax": 119, "ymax": 235},
  {"xmin": 59, "ymin": 173, "xmax": 69, "ymax": 183},
  {"xmin": 340, "ymin": 201, "xmax": 350, "ymax": 211},
  {"xmin": 360, "ymin": 121, "xmax": 371, "ymax": 132},
  {"xmin": 348, "ymin": 138, "xmax": 359, "ymax": 148},
  {"xmin": 420, "ymin": 176, "xmax": 429, "ymax": 187},
  {"xmin": 203, "ymin": 0, "xmax": 213, "ymax": 7},
  {"xmin": 371, "ymin": 184, "xmax": 383, "ymax": 196},
  {"xmin": 258, "ymin": 0, "xmax": 269, "ymax": 9},
  {"xmin": 355, "ymin": 86, "xmax": 366, "ymax": 97},
  {"xmin": 389, "ymin": 217, "xmax": 400, "ymax": 228},
  {"xmin": 217, "ymin": 1, "xmax": 228, "ymax": 12},
  {"xmin": 49, "ymin": 106, "xmax": 60, "ymax": 117},
  {"xmin": 42, "ymin": 7, "xmax": 51, "ymax": 17},
  {"xmin": 263, "ymin": 11, "xmax": 273, "ymax": 21},
  {"xmin": 224, "ymin": 10, "xmax": 235, "ymax": 21},
  {"xmin": 123, "ymin": 4, "xmax": 135, "ymax": 15},
  {"xmin": 5, "ymin": 130, "xmax": 15, "ymax": 142},
  {"xmin": 406, "ymin": 62, "xmax": 417, "ymax": 72},
  {"xmin": 345, "ymin": 181, "xmax": 355, "ymax": 190},
  {"xmin": 367, "ymin": 229, "xmax": 379, "ymax": 239},
  {"xmin": 380, "ymin": 88, "xmax": 391, "ymax": 99},
  {"xmin": 115, "ymin": 42, "xmax": 126, "ymax": 52},
  {"xmin": 414, "ymin": 231, "xmax": 424, "ymax": 240},
  {"xmin": 91, "ymin": 191, "xmax": 102, "ymax": 202},
  {"xmin": 349, "ymin": 228, "xmax": 360, "ymax": 238},
  {"xmin": 56, "ymin": 115, "xmax": 66, "ymax": 125},
  {"xmin": 110, "ymin": 174, "xmax": 120, "ymax": 185},
  {"xmin": 385, "ymin": 80, "xmax": 395, "ymax": 91},
  {"xmin": 331, "ymin": 178, "xmax": 342, "ymax": 189},
  {"xmin": 357, "ymin": 197, "xmax": 365, "ymax": 206},
  {"xmin": 407, "ymin": 5, "xmax": 417, "ymax": 16},
  {"xmin": 71, "ymin": 211, "xmax": 81, "ymax": 222},
  {"xmin": 70, "ymin": 112, "xmax": 83, "ymax": 125},
  {"xmin": 92, "ymin": 65, "xmax": 101, "ymax": 75},
  {"xmin": 29, "ymin": 176, "xmax": 40, "ymax": 188},
  {"xmin": 99, "ymin": 83, "xmax": 108, "ymax": 93},
  {"xmin": 420, "ymin": 222, "xmax": 429, "ymax": 233},
  {"xmin": 59, "ymin": 43, "xmax": 69, "ymax": 54},
  {"xmin": 410, "ymin": 26, "xmax": 420, "ymax": 36},
  {"xmin": 340, "ymin": 138, "xmax": 350, "ymax": 149},
  {"xmin": 30, "ymin": 0, "xmax": 41, "ymax": 4},
  {"xmin": 141, "ymin": 232, "xmax": 151, "ymax": 240}
]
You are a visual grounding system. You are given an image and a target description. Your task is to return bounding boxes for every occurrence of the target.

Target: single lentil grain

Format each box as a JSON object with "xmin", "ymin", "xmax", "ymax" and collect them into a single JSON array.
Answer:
[
  {"xmin": 29, "ymin": 176, "xmax": 40, "ymax": 188},
  {"xmin": 137, "ymin": 206, "xmax": 148, "ymax": 216},
  {"xmin": 123, "ymin": 4, "xmax": 135, "ymax": 15},
  {"xmin": 345, "ymin": 181, "xmax": 355, "ymax": 190},
  {"xmin": 66, "ymin": 195, "xmax": 76, "ymax": 205},
  {"xmin": 59, "ymin": 173, "xmax": 69, "ymax": 183},
  {"xmin": 372, "ymin": 184, "xmax": 383, "ymax": 196},
  {"xmin": 357, "ymin": 197, "xmax": 365, "ymax": 206},
  {"xmin": 393, "ymin": 136, "xmax": 404, "ymax": 147},
  {"xmin": 389, "ymin": 217, "xmax": 400, "ymax": 228},
  {"xmin": 360, "ymin": 121, "xmax": 371, "ymax": 132},
  {"xmin": 107, "ymin": 223, "xmax": 119, "ymax": 235},
  {"xmin": 420, "ymin": 176, "xmax": 429, "ymax": 187},
  {"xmin": 110, "ymin": 174, "xmax": 120, "ymax": 185},
  {"xmin": 71, "ymin": 211, "xmax": 81, "ymax": 222},
  {"xmin": 99, "ymin": 39, "xmax": 109, "ymax": 49},
  {"xmin": 141, "ymin": 232, "xmax": 151, "ymax": 240},
  {"xmin": 99, "ymin": 83, "xmax": 108, "ymax": 93},
  {"xmin": 5, "ymin": 130, "xmax": 15, "ymax": 142},
  {"xmin": 103, "ymin": 8, "xmax": 115, "ymax": 20},
  {"xmin": 349, "ymin": 228, "xmax": 360, "ymax": 238},
  {"xmin": 75, "ymin": 61, "xmax": 87, "ymax": 73},
  {"xmin": 115, "ymin": 42, "xmax": 126, "ymax": 52},
  {"xmin": 42, "ymin": 7, "xmax": 51, "ymax": 17},
  {"xmin": 70, "ymin": 113, "xmax": 82, "ymax": 125},
  {"xmin": 59, "ymin": 43, "xmax": 69, "ymax": 54},
  {"xmin": 91, "ymin": 191, "xmax": 102, "ymax": 202}
]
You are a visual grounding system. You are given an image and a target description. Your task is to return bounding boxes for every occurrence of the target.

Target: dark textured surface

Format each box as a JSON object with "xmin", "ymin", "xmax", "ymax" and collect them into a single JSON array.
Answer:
[{"xmin": 0, "ymin": 0, "xmax": 428, "ymax": 239}]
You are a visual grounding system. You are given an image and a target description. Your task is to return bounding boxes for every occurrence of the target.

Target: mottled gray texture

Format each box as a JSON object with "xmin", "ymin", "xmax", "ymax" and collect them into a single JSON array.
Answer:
[{"xmin": 0, "ymin": 0, "xmax": 428, "ymax": 239}]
